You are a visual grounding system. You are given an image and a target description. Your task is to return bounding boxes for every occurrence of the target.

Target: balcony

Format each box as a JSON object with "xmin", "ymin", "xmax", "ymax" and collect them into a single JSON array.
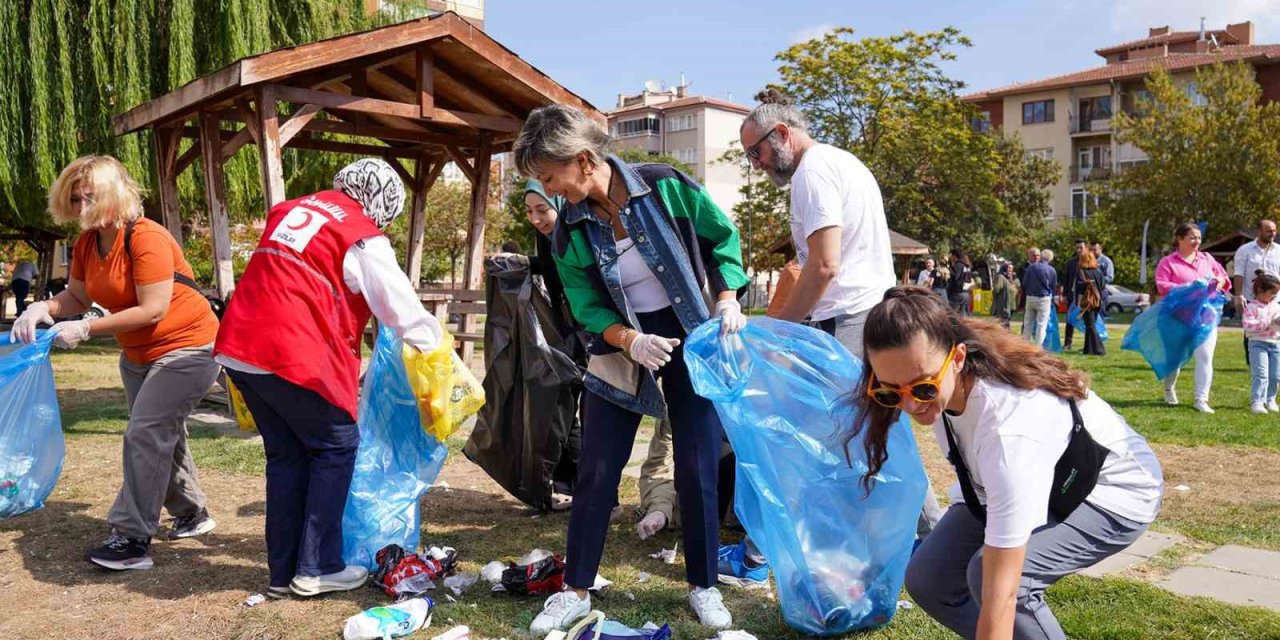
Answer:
[
  {"xmin": 1070, "ymin": 164, "xmax": 1113, "ymax": 183},
  {"xmin": 1069, "ymin": 115, "xmax": 1112, "ymax": 135}
]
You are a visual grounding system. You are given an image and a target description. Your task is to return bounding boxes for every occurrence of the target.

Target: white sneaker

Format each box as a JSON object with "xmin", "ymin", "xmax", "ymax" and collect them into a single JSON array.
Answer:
[
  {"xmin": 289, "ymin": 565, "xmax": 368, "ymax": 597},
  {"xmin": 1251, "ymin": 402, "xmax": 1268, "ymax": 415},
  {"xmin": 1164, "ymin": 388, "xmax": 1178, "ymax": 405},
  {"xmin": 689, "ymin": 586, "xmax": 733, "ymax": 629},
  {"xmin": 1193, "ymin": 400, "xmax": 1215, "ymax": 414},
  {"xmin": 530, "ymin": 590, "xmax": 590, "ymax": 633},
  {"xmin": 1268, "ymin": 399, "xmax": 1279, "ymax": 413}
]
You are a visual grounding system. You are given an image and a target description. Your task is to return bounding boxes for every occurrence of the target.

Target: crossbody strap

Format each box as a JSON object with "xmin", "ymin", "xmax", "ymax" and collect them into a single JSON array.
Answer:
[
  {"xmin": 942, "ymin": 412, "xmax": 989, "ymax": 523},
  {"xmin": 120, "ymin": 219, "xmax": 203, "ymax": 292}
]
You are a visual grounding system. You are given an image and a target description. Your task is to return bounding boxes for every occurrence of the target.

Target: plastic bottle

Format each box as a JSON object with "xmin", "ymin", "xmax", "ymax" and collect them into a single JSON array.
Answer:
[{"xmin": 342, "ymin": 596, "xmax": 433, "ymax": 640}]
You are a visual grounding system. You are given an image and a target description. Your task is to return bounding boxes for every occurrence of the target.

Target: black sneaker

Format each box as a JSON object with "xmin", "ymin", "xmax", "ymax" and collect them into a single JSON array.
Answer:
[
  {"xmin": 87, "ymin": 530, "xmax": 153, "ymax": 571},
  {"xmin": 168, "ymin": 510, "xmax": 217, "ymax": 540}
]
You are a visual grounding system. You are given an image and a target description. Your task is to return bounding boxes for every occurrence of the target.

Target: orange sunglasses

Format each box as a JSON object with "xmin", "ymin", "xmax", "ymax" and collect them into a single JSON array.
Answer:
[{"xmin": 865, "ymin": 345, "xmax": 958, "ymax": 409}]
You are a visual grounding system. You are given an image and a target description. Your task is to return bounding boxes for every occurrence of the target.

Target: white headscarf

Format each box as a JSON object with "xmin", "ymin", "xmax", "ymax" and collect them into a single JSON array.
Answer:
[{"xmin": 333, "ymin": 158, "xmax": 406, "ymax": 229}]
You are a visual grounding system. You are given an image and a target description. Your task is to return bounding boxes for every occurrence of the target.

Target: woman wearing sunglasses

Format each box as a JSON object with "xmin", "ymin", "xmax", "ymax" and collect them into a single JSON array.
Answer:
[{"xmin": 846, "ymin": 287, "xmax": 1162, "ymax": 640}]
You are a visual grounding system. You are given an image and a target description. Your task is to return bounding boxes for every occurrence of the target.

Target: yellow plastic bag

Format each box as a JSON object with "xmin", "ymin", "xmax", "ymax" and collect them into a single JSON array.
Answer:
[
  {"xmin": 225, "ymin": 376, "xmax": 257, "ymax": 433},
  {"xmin": 402, "ymin": 330, "xmax": 484, "ymax": 442}
]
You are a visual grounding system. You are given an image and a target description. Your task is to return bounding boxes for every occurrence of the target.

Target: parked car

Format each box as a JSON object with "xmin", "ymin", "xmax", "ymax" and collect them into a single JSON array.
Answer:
[{"xmin": 1105, "ymin": 284, "xmax": 1150, "ymax": 315}]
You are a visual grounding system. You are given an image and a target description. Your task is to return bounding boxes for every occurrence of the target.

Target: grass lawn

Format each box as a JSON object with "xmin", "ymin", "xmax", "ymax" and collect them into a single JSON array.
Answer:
[{"xmin": 3, "ymin": 330, "xmax": 1280, "ymax": 639}]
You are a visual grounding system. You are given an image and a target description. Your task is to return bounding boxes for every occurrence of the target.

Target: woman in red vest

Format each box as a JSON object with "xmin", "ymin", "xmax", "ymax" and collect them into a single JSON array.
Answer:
[{"xmin": 214, "ymin": 158, "xmax": 442, "ymax": 599}]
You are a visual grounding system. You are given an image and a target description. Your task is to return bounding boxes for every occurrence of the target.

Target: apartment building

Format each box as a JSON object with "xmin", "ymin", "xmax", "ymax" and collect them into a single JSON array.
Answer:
[
  {"xmin": 606, "ymin": 81, "xmax": 751, "ymax": 215},
  {"xmin": 963, "ymin": 21, "xmax": 1280, "ymax": 222}
]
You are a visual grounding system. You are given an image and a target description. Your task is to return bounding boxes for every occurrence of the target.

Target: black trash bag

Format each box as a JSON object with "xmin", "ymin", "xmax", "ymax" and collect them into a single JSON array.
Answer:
[
  {"xmin": 464, "ymin": 254, "xmax": 585, "ymax": 511},
  {"xmin": 499, "ymin": 554, "xmax": 567, "ymax": 596}
]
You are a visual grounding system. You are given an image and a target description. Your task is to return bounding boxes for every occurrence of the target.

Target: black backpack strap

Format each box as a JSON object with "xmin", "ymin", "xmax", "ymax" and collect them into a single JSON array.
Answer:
[
  {"xmin": 942, "ymin": 413, "xmax": 988, "ymax": 523},
  {"xmin": 123, "ymin": 219, "xmax": 203, "ymax": 293}
]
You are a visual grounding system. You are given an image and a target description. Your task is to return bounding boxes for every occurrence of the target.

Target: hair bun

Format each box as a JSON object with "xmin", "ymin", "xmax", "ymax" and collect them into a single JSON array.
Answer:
[
  {"xmin": 1258, "ymin": 269, "xmax": 1268, "ymax": 277},
  {"xmin": 754, "ymin": 88, "xmax": 793, "ymax": 107}
]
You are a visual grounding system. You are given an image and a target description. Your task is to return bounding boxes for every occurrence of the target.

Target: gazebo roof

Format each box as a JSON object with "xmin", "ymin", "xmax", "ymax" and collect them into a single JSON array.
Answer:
[{"xmin": 113, "ymin": 11, "xmax": 601, "ymax": 156}]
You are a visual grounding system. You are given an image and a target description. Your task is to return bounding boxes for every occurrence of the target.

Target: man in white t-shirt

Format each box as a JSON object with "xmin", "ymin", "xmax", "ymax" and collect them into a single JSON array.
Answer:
[
  {"xmin": 738, "ymin": 91, "xmax": 896, "ymax": 359},
  {"xmin": 1232, "ymin": 219, "xmax": 1280, "ymax": 364},
  {"xmin": 736, "ymin": 91, "xmax": 942, "ymax": 547},
  {"xmin": 916, "ymin": 259, "xmax": 936, "ymax": 288}
]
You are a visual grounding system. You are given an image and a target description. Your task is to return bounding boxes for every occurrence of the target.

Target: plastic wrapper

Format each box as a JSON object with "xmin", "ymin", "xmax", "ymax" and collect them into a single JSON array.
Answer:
[
  {"xmin": 404, "ymin": 328, "xmax": 484, "ymax": 443},
  {"xmin": 371, "ymin": 543, "xmax": 458, "ymax": 599},
  {"xmin": 1066, "ymin": 304, "xmax": 1109, "ymax": 341},
  {"xmin": 1042, "ymin": 306, "xmax": 1062, "ymax": 352},
  {"xmin": 225, "ymin": 375, "xmax": 257, "ymax": 432},
  {"xmin": 684, "ymin": 318, "xmax": 928, "ymax": 635},
  {"xmin": 1122, "ymin": 279, "xmax": 1226, "ymax": 380},
  {"xmin": 0, "ymin": 331, "xmax": 65, "ymax": 518},
  {"xmin": 342, "ymin": 326, "xmax": 448, "ymax": 570},
  {"xmin": 498, "ymin": 554, "xmax": 566, "ymax": 595}
]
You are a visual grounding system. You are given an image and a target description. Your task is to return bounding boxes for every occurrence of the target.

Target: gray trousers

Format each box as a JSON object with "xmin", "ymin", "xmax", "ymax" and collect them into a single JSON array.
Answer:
[
  {"xmin": 1022, "ymin": 296, "xmax": 1053, "ymax": 346},
  {"xmin": 906, "ymin": 503, "xmax": 1147, "ymax": 640},
  {"xmin": 106, "ymin": 344, "xmax": 220, "ymax": 539},
  {"xmin": 811, "ymin": 310, "xmax": 946, "ymax": 538}
]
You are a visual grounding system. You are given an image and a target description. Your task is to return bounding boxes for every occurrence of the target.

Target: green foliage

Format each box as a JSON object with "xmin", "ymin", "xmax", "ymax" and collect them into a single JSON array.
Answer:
[
  {"xmin": 715, "ymin": 145, "xmax": 789, "ymax": 277},
  {"xmin": 0, "ymin": 0, "xmax": 388, "ymax": 234},
  {"xmin": 614, "ymin": 147, "xmax": 696, "ymax": 178},
  {"xmin": 770, "ymin": 27, "xmax": 1058, "ymax": 259},
  {"xmin": 1106, "ymin": 62, "xmax": 1280, "ymax": 243},
  {"xmin": 498, "ymin": 173, "xmax": 537, "ymax": 254}
]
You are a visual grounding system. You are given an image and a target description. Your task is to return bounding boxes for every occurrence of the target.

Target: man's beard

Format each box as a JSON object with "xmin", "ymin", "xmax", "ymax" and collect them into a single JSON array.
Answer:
[{"xmin": 766, "ymin": 139, "xmax": 797, "ymax": 187}]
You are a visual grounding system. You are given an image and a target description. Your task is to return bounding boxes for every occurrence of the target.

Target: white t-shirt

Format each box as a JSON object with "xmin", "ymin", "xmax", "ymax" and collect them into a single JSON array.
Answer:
[
  {"xmin": 615, "ymin": 237, "xmax": 671, "ymax": 313},
  {"xmin": 789, "ymin": 144, "xmax": 896, "ymax": 321},
  {"xmin": 1233, "ymin": 240, "xmax": 1280, "ymax": 301},
  {"xmin": 934, "ymin": 379, "xmax": 1164, "ymax": 548}
]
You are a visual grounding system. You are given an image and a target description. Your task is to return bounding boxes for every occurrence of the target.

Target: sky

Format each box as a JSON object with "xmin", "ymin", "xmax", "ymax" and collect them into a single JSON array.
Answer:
[{"xmin": 484, "ymin": 0, "xmax": 1280, "ymax": 111}]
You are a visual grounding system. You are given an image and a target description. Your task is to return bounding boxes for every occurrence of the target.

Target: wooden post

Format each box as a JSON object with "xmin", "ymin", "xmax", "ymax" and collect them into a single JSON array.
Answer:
[
  {"xmin": 255, "ymin": 86, "xmax": 288, "ymax": 210},
  {"xmin": 405, "ymin": 153, "xmax": 431, "ymax": 286},
  {"xmin": 198, "ymin": 112, "xmax": 235, "ymax": 299},
  {"xmin": 417, "ymin": 48, "xmax": 434, "ymax": 118},
  {"xmin": 460, "ymin": 138, "xmax": 492, "ymax": 363},
  {"xmin": 152, "ymin": 125, "xmax": 184, "ymax": 244}
]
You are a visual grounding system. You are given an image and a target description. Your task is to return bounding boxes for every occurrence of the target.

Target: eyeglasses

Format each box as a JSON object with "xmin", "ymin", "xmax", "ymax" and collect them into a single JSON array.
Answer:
[
  {"xmin": 865, "ymin": 345, "xmax": 958, "ymax": 408},
  {"xmin": 746, "ymin": 127, "xmax": 779, "ymax": 160}
]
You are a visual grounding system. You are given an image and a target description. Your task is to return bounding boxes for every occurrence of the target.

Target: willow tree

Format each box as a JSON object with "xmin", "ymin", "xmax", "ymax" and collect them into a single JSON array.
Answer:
[{"xmin": 0, "ymin": 0, "xmax": 401, "ymax": 233}]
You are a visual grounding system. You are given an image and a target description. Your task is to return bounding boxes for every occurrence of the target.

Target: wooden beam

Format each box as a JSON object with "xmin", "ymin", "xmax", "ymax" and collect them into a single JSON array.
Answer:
[
  {"xmin": 113, "ymin": 64, "xmax": 243, "ymax": 135},
  {"xmin": 255, "ymin": 86, "xmax": 288, "ymax": 210},
  {"xmin": 198, "ymin": 112, "xmax": 235, "ymax": 299},
  {"xmin": 152, "ymin": 125, "xmax": 184, "ymax": 244},
  {"xmin": 220, "ymin": 128, "xmax": 255, "ymax": 161},
  {"xmin": 405, "ymin": 154, "xmax": 433, "ymax": 286},
  {"xmin": 239, "ymin": 19, "xmax": 451, "ymax": 85},
  {"xmin": 417, "ymin": 48, "xmax": 434, "ymax": 118},
  {"xmin": 270, "ymin": 84, "xmax": 521, "ymax": 132},
  {"xmin": 460, "ymin": 137, "xmax": 492, "ymax": 364},
  {"xmin": 277, "ymin": 103, "xmax": 323, "ymax": 146},
  {"xmin": 445, "ymin": 146, "xmax": 477, "ymax": 183},
  {"xmin": 390, "ymin": 55, "xmax": 522, "ymax": 119},
  {"xmin": 386, "ymin": 157, "xmax": 414, "ymax": 185},
  {"xmin": 284, "ymin": 133, "xmax": 422, "ymax": 159},
  {"xmin": 234, "ymin": 100, "xmax": 262, "ymax": 144},
  {"xmin": 421, "ymin": 154, "xmax": 447, "ymax": 194},
  {"xmin": 302, "ymin": 114, "xmax": 472, "ymax": 147},
  {"xmin": 175, "ymin": 140, "xmax": 201, "ymax": 175}
]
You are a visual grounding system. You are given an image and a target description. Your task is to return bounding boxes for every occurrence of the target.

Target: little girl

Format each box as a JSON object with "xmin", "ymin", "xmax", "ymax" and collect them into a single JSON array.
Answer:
[{"xmin": 1242, "ymin": 270, "xmax": 1280, "ymax": 414}]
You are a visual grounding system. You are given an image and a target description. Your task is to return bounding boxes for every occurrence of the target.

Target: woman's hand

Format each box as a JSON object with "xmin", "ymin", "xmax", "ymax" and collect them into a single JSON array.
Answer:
[
  {"xmin": 9, "ymin": 302, "xmax": 53, "ymax": 344},
  {"xmin": 715, "ymin": 298, "xmax": 746, "ymax": 335}
]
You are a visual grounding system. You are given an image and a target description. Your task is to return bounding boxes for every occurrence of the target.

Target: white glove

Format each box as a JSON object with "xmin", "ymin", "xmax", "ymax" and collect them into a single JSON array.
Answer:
[
  {"xmin": 49, "ymin": 319, "xmax": 91, "ymax": 349},
  {"xmin": 628, "ymin": 332, "xmax": 680, "ymax": 371},
  {"xmin": 636, "ymin": 510, "xmax": 668, "ymax": 540},
  {"xmin": 10, "ymin": 301, "xmax": 53, "ymax": 344},
  {"xmin": 715, "ymin": 298, "xmax": 746, "ymax": 334}
]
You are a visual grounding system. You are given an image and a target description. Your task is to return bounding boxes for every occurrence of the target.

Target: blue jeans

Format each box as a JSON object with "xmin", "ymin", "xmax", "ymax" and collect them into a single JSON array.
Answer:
[
  {"xmin": 1248, "ymin": 340, "xmax": 1280, "ymax": 405},
  {"xmin": 226, "ymin": 371, "xmax": 360, "ymax": 588}
]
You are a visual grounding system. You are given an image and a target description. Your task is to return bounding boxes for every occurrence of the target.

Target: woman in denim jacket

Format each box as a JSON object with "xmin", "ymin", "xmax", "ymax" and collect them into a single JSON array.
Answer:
[{"xmin": 514, "ymin": 105, "xmax": 749, "ymax": 632}]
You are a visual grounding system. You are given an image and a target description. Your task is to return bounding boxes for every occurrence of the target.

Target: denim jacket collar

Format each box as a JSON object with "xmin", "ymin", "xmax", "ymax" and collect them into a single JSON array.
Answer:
[{"xmin": 561, "ymin": 155, "xmax": 651, "ymax": 226}]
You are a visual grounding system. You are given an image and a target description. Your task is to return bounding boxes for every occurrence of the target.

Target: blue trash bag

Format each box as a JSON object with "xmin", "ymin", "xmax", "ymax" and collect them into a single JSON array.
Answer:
[
  {"xmin": 685, "ymin": 318, "xmax": 929, "ymax": 636},
  {"xmin": 0, "ymin": 330, "xmax": 65, "ymax": 519},
  {"xmin": 1042, "ymin": 306, "xmax": 1062, "ymax": 352},
  {"xmin": 1122, "ymin": 279, "xmax": 1226, "ymax": 380},
  {"xmin": 1066, "ymin": 304, "xmax": 1109, "ymax": 341},
  {"xmin": 342, "ymin": 326, "xmax": 448, "ymax": 570}
]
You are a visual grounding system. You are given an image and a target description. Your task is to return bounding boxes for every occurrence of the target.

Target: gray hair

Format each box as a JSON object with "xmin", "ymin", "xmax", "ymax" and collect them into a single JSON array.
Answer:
[
  {"xmin": 514, "ymin": 105, "xmax": 610, "ymax": 177},
  {"xmin": 743, "ymin": 89, "xmax": 809, "ymax": 134}
]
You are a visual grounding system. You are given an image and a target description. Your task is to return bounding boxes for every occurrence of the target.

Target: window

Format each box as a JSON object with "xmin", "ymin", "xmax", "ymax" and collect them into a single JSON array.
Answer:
[
  {"xmin": 971, "ymin": 111, "xmax": 992, "ymax": 133},
  {"xmin": 61, "ymin": 243, "xmax": 71, "ymax": 266},
  {"xmin": 1025, "ymin": 147, "xmax": 1054, "ymax": 161},
  {"xmin": 672, "ymin": 148, "xmax": 698, "ymax": 165},
  {"xmin": 1022, "ymin": 99, "xmax": 1055, "ymax": 125},
  {"xmin": 667, "ymin": 114, "xmax": 696, "ymax": 132},
  {"xmin": 1071, "ymin": 187, "xmax": 1100, "ymax": 220},
  {"xmin": 1186, "ymin": 81, "xmax": 1208, "ymax": 107},
  {"xmin": 613, "ymin": 116, "xmax": 661, "ymax": 137}
]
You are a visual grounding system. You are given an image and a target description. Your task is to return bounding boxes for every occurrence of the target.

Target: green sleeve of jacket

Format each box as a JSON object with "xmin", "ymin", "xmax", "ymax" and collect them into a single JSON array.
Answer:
[
  {"xmin": 654, "ymin": 176, "xmax": 751, "ymax": 294},
  {"xmin": 553, "ymin": 226, "xmax": 626, "ymax": 335}
]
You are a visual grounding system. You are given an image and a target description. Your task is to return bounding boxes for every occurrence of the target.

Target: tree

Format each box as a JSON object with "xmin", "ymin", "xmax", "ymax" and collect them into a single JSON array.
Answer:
[
  {"xmin": 768, "ymin": 27, "xmax": 1058, "ymax": 258},
  {"xmin": 416, "ymin": 181, "xmax": 473, "ymax": 286},
  {"xmin": 0, "ymin": 1, "xmax": 389, "ymax": 234},
  {"xmin": 714, "ymin": 145, "xmax": 789, "ymax": 302},
  {"xmin": 1106, "ymin": 62, "xmax": 1280, "ymax": 242},
  {"xmin": 614, "ymin": 148, "xmax": 696, "ymax": 177}
]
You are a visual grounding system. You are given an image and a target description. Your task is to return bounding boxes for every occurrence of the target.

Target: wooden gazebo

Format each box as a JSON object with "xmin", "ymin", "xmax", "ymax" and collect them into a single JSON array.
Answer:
[{"xmin": 113, "ymin": 11, "xmax": 601, "ymax": 305}]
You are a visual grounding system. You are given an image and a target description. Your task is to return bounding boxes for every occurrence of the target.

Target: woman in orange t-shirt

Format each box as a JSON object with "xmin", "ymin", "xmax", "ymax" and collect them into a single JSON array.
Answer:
[{"xmin": 11, "ymin": 155, "xmax": 220, "ymax": 571}]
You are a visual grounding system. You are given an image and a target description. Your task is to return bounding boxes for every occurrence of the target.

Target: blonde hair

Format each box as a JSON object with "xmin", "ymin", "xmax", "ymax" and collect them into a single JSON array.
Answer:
[{"xmin": 48, "ymin": 155, "xmax": 146, "ymax": 230}]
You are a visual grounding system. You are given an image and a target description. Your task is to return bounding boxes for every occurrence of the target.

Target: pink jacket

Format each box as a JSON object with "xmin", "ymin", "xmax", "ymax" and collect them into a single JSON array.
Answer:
[
  {"xmin": 1244, "ymin": 299, "xmax": 1280, "ymax": 341},
  {"xmin": 1155, "ymin": 251, "xmax": 1231, "ymax": 297}
]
